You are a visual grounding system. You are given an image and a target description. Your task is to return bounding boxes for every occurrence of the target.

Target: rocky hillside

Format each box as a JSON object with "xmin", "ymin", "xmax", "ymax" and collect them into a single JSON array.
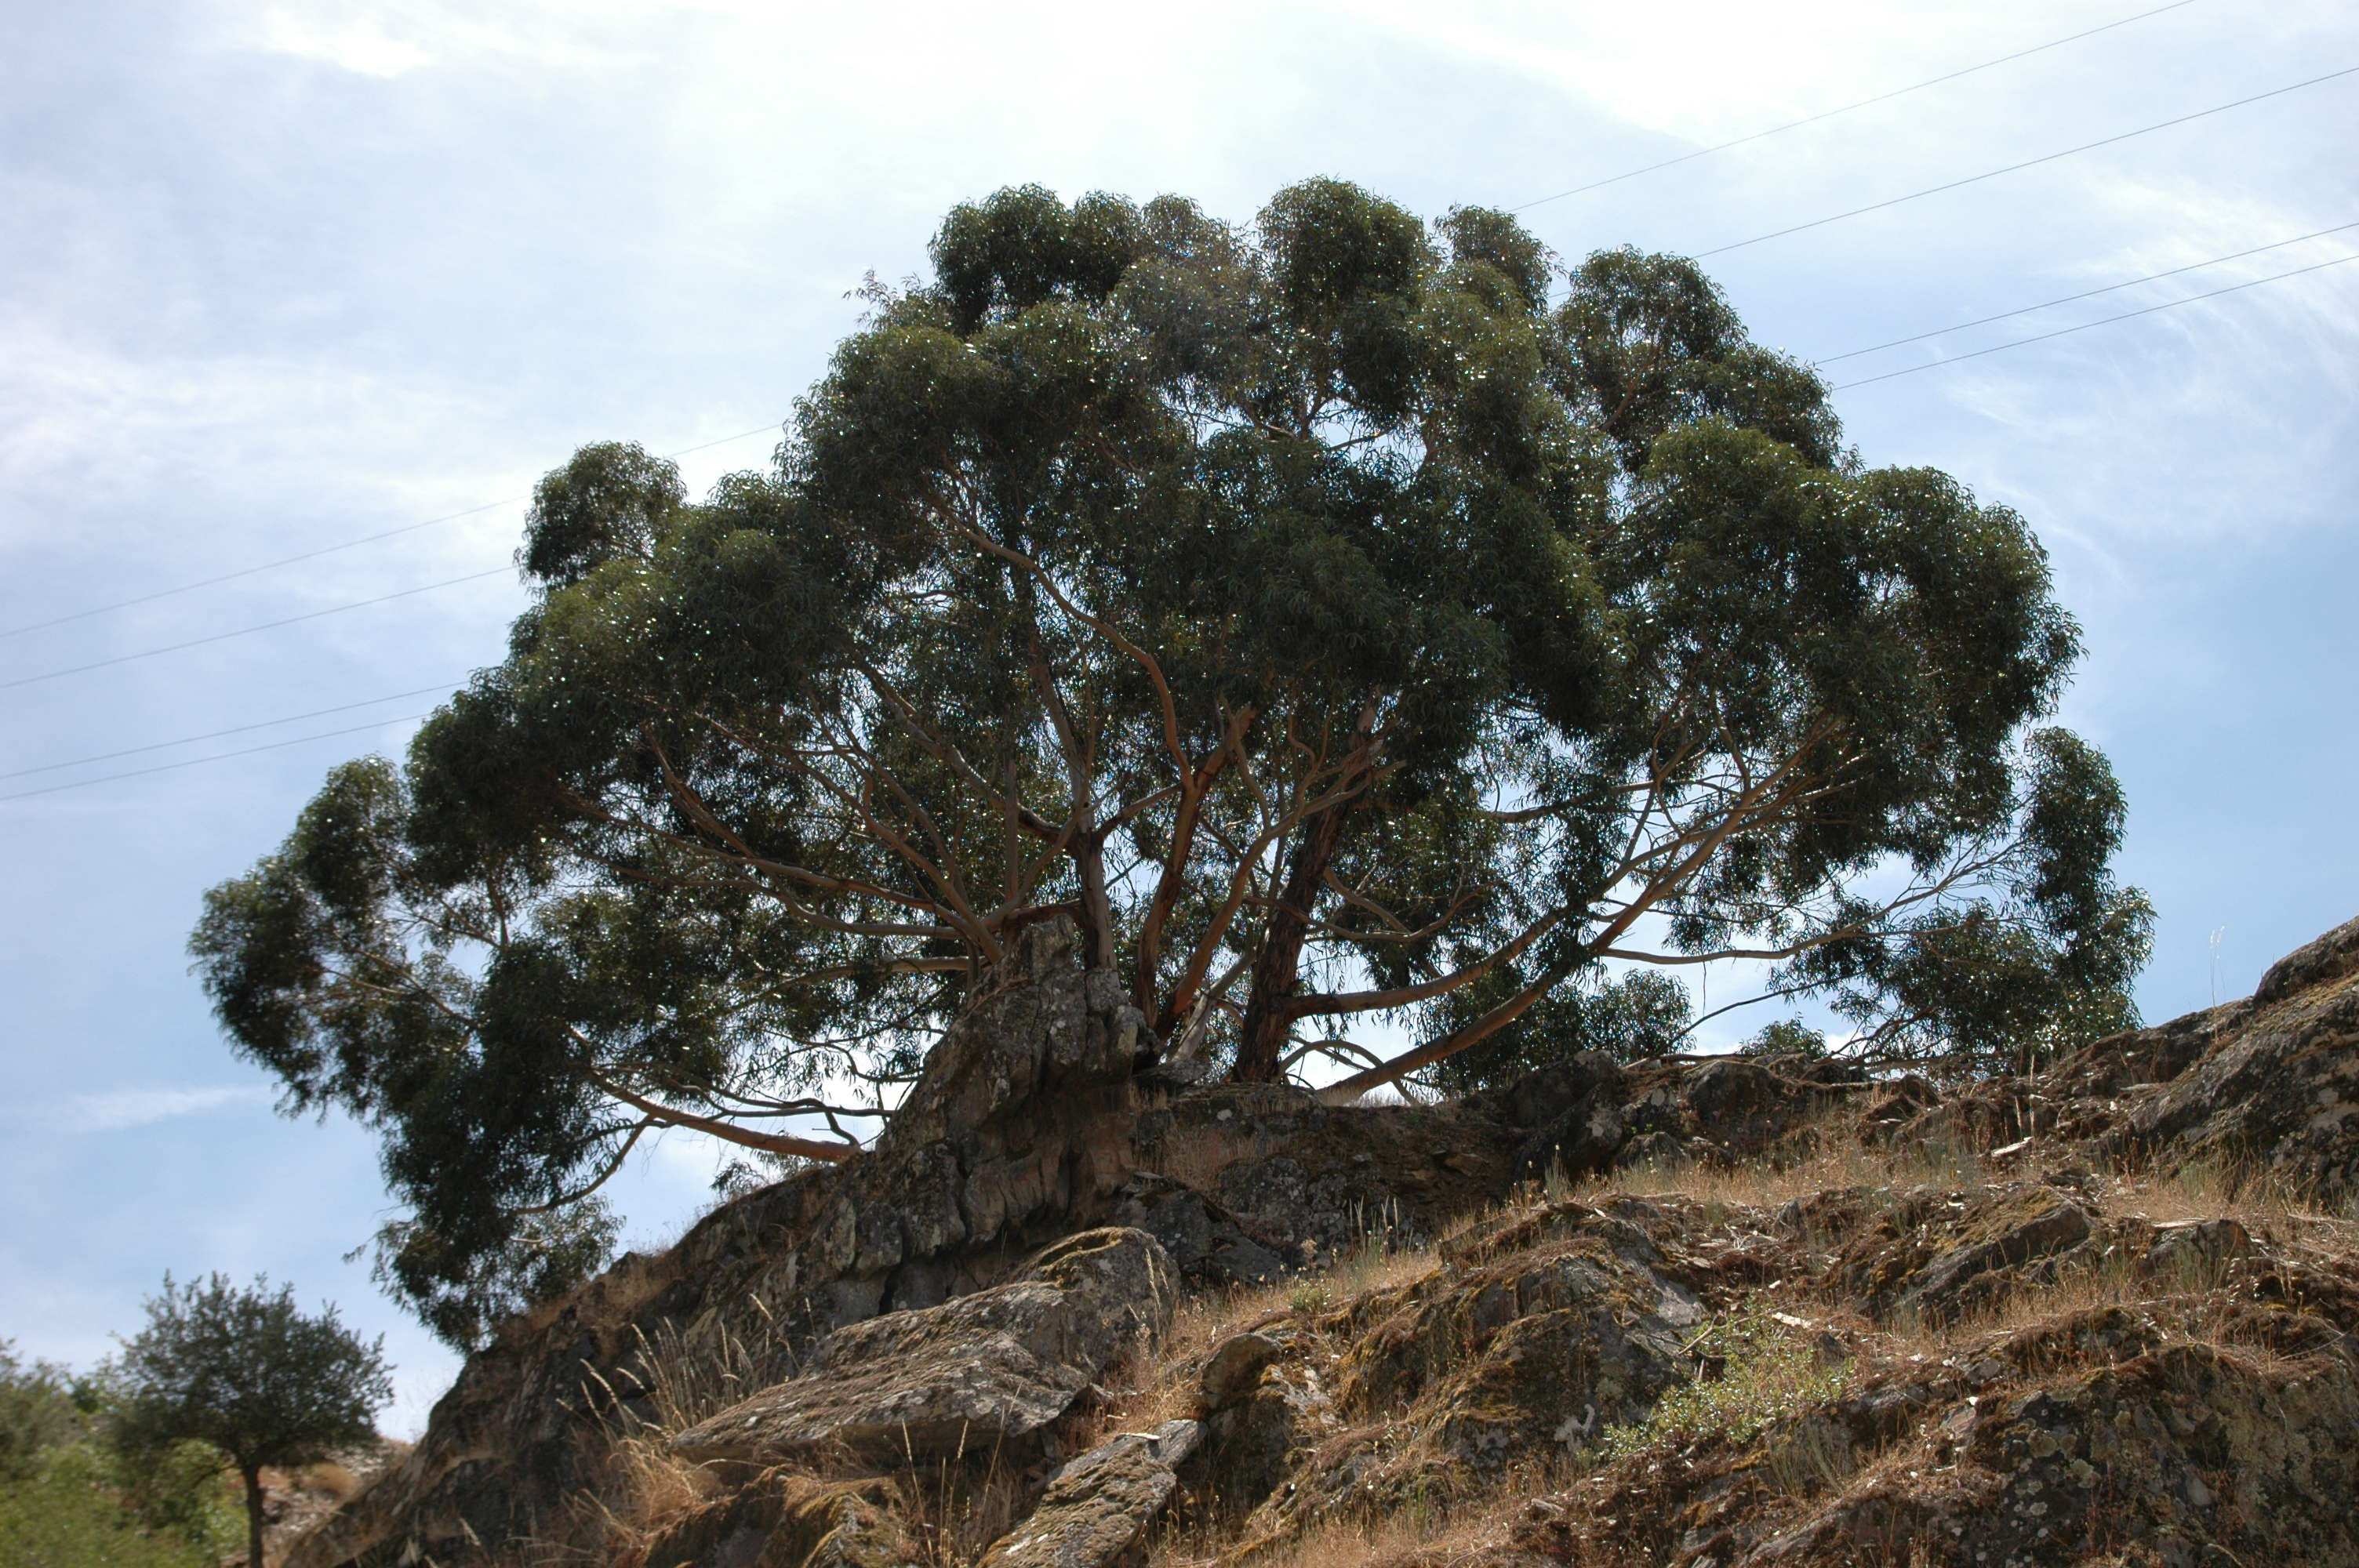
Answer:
[{"xmin": 289, "ymin": 916, "xmax": 2359, "ymax": 1568}]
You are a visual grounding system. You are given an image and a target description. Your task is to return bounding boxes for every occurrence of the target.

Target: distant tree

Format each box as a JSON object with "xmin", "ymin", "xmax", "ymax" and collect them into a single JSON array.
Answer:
[
  {"xmin": 1740, "ymin": 1018, "xmax": 1828, "ymax": 1059},
  {"xmin": 1425, "ymin": 970, "xmax": 1693, "ymax": 1093},
  {"xmin": 111, "ymin": 1276, "xmax": 391, "ymax": 1568},
  {"xmin": 0, "ymin": 1341, "xmax": 84, "ymax": 1483},
  {"xmin": 194, "ymin": 180, "xmax": 2150, "ymax": 1339}
]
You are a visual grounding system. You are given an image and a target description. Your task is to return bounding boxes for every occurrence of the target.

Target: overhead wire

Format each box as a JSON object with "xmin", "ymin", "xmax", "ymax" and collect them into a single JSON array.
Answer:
[
  {"xmin": 6, "ymin": 17, "xmax": 2350, "ymax": 789},
  {"xmin": 18, "ymin": 241, "xmax": 2342, "ymax": 783},
  {"xmin": 1690, "ymin": 62, "xmax": 2359, "ymax": 258},
  {"xmin": 1820, "ymin": 218, "xmax": 2359, "ymax": 361},
  {"xmin": 0, "ymin": 419, "xmax": 782, "ymax": 641},
  {"xmin": 0, "ymin": 17, "xmax": 2231, "ymax": 651},
  {"xmin": 0, "ymin": 567, "xmax": 511, "ymax": 691},
  {"xmin": 1510, "ymin": 0, "xmax": 2203, "ymax": 212},
  {"xmin": 1825, "ymin": 248, "xmax": 2359, "ymax": 388},
  {"xmin": 8, "ymin": 23, "xmax": 2306, "ymax": 670},
  {"xmin": 0, "ymin": 714, "xmax": 434, "ymax": 803},
  {"xmin": 0, "ymin": 682, "xmax": 461, "ymax": 781}
]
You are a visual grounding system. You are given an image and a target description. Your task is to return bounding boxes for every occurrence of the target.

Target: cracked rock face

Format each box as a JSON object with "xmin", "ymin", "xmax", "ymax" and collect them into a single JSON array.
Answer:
[
  {"xmin": 671, "ymin": 1229, "xmax": 1176, "ymax": 1465},
  {"xmin": 1831, "ymin": 1185, "xmax": 2098, "ymax": 1325}
]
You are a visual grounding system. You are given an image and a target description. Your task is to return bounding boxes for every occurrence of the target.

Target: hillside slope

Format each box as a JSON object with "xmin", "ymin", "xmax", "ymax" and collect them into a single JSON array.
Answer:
[{"xmin": 292, "ymin": 916, "xmax": 2359, "ymax": 1568}]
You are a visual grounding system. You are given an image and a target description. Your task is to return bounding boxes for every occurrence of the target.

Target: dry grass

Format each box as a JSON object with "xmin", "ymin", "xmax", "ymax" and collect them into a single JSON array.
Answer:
[
  {"xmin": 1149, "ymin": 1447, "xmax": 1574, "ymax": 1568},
  {"xmin": 1194, "ymin": 1512, "xmax": 1441, "ymax": 1568},
  {"xmin": 887, "ymin": 1435, "xmax": 1029, "ymax": 1568},
  {"xmin": 1100, "ymin": 1280, "xmax": 1298, "ymax": 1432},
  {"xmin": 2103, "ymin": 1156, "xmax": 2335, "ymax": 1229},
  {"xmin": 1561, "ymin": 1131, "xmax": 1983, "ymax": 1215},
  {"xmin": 569, "ymin": 1294, "xmax": 810, "ymax": 1564}
]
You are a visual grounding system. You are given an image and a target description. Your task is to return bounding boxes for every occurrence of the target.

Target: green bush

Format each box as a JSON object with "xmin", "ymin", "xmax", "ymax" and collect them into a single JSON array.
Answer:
[
  {"xmin": 1601, "ymin": 1306, "xmax": 1848, "ymax": 1461},
  {"xmin": 0, "ymin": 1339, "xmax": 241, "ymax": 1563},
  {"xmin": 0, "ymin": 1341, "xmax": 85, "ymax": 1481},
  {"xmin": 0, "ymin": 1443, "xmax": 231, "ymax": 1568}
]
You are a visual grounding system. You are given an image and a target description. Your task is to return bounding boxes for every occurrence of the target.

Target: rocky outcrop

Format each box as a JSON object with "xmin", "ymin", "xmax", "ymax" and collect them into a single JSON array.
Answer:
[
  {"xmin": 671, "ymin": 1229, "xmax": 1176, "ymax": 1465},
  {"xmin": 288, "ymin": 920, "xmax": 1178, "ymax": 1568},
  {"xmin": 286, "ymin": 920, "xmax": 1586, "ymax": 1568},
  {"xmin": 291, "ymin": 913, "xmax": 2359, "ymax": 1568},
  {"xmin": 1829, "ymin": 1183, "xmax": 2098, "ymax": 1324},
  {"xmin": 2124, "ymin": 954, "xmax": 2359, "ymax": 1197}
]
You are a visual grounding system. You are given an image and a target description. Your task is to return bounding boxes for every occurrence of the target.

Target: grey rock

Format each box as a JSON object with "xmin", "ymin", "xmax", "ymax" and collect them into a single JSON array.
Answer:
[
  {"xmin": 1616, "ymin": 1131, "xmax": 1694, "ymax": 1172},
  {"xmin": 2126, "ymin": 955, "xmax": 2359, "ymax": 1198},
  {"xmin": 1507, "ymin": 1053, "xmax": 1623, "ymax": 1130},
  {"xmin": 1905, "ymin": 1192, "xmax": 2091, "ymax": 1319},
  {"xmin": 2143, "ymin": 1217, "xmax": 2255, "ymax": 1281},
  {"xmin": 2255, "ymin": 912, "xmax": 2359, "ymax": 1005},
  {"xmin": 979, "ymin": 1420, "xmax": 1200, "ymax": 1568},
  {"xmin": 1140, "ymin": 1192, "xmax": 1213, "ymax": 1270},
  {"xmin": 1206, "ymin": 1239, "xmax": 1286, "ymax": 1287},
  {"xmin": 1200, "ymin": 1331, "xmax": 1286, "ymax": 1412},
  {"xmin": 1518, "ymin": 1092, "xmax": 1627, "ymax": 1183},
  {"xmin": 671, "ymin": 1229, "xmax": 1175, "ymax": 1465}
]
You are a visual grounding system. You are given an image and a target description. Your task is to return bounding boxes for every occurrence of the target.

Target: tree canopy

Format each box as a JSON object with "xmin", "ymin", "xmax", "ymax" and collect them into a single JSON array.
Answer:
[
  {"xmin": 193, "ymin": 180, "xmax": 2150, "ymax": 1344},
  {"xmin": 111, "ymin": 1275, "xmax": 391, "ymax": 1568}
]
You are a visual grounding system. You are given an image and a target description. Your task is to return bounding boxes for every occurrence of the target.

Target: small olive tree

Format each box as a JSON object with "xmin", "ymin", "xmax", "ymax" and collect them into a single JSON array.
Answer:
[{"xmin": 111, "ymin": 1276, "xmax": 391, "ymax": 1568}]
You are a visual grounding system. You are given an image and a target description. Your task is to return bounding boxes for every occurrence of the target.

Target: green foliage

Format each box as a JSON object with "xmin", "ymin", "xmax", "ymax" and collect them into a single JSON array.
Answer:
[
  {"xmin": 112, "ymin": 1274, "xmax": 391, "ymax": 1568},
  {"xmin": 0, "ymin": 1341, "xmax": 84, "ymax": 1482},
  {"xmin": 194, "ymin": 180, "xmax": 2150, "ymax": 1340},
  {"xmin": 1787, "ymin": 728, "xmax": 2156, "ymax": 1077},
  {"xmin": 518, "ymin": 440, "xmax": 685, "ymax": 588},
  {"xmin": 0, "ymin": 1443, "xmax": 224, "ymax": 1568},
  {"xmin": 358, "ymin": 1205, "xmax": 619, "ymax": 1352},
  {"xmin": 1427, "ymin": 970, "xmax": 1692, "ymax": 1092},
  {"xmin": 1600, "ymin": 1307, "xmax": 1848, "ymax": 1461},
  {"xmin": 112, "ymin": 1274, "xmax": 391, "ymax": 1474},
  {"xmin": 1743, "ymin": 1019, "xmax": 1828, "ymax": 1058},
  {"xmin": 0, "ymin": 1342, "xmax": 239, "ymax": 1566}
]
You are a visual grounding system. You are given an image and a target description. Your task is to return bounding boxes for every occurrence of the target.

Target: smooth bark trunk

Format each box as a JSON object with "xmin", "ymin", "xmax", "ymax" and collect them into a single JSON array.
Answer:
[{"xmin": 1231, "ymin": 797, "xmax": 1351, "ymax": 1082}]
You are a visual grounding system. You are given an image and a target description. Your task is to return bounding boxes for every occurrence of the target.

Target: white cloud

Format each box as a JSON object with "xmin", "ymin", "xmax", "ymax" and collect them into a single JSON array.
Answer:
[
  {"xmin": 49, "ymin": 1085, "xmax": 270, "ymax": 1133},
  {"xmin": 244, "ymin": 9, "xmax": 438, "ymax": 78}
]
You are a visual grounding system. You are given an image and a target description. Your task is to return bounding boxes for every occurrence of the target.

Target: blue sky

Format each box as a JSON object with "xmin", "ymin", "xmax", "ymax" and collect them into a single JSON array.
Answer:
[{"xmin": 2, "ymin": 0, "xmax": 2352, "ymax": 1433}]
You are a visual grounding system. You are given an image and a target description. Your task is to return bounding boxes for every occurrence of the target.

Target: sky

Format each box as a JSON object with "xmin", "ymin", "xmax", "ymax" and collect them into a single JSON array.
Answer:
[{"xmin": 2, "ymin": 0, "xmax": 2353, "ymax": 1436}]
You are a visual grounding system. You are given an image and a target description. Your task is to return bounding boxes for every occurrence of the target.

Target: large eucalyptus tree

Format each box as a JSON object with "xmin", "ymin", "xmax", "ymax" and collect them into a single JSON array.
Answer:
[{"xmin": 194, "ymin": 180, "xmax": 2148, "ymax": 1342}]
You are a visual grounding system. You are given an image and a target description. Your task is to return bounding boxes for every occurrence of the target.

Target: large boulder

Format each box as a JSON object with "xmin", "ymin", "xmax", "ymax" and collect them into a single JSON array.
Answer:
[
  {"xmin": 977, "ymin": 1420, "xmax": 1200, "ymax": 1568},
  {"xmin": 671, "ymin": 1229, "xmax": 1176, "ymax": 1465},
  {"xmin": 2123, "ymin": 919, "xmax": 2359, "ymax": 1198}
]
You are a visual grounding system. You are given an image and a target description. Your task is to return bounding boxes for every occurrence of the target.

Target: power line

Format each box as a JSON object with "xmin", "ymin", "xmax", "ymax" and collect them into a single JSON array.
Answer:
[
  {"xmin": 0, "ymin": 568, "xmax": 511, "ymax": 692},
  {"xmin": 1511, "ymin": 0, "xmax": 2202, "ymax": 212},
  {"xmin": 1820, "ymin": 218, "xmax": 2359, "ymax": 362},
  {"xmin": 0, "ymin": 420, "xmax": 783, "ymax": 642},
  {"xmin": 0, "ymin": 714, "xmax": 432, "ymax": 803},
  {"xmin": 1827, "ymin": 249, "xmax": 2359, "ymax": 389},
  {"xmin": 0, "ymin": 682, "xmax": 460, "ymax": 781},
  {"xmin": 0, "ymin": 17, "xmax": 2217, "ymax": 649},
  {"xmin": 1692, "ymin": 62, "xmax": 2359, "ymax": 259},
  {"xmin": 16, "ymin": 257, "xmax": 2354, "ymax": 783}
]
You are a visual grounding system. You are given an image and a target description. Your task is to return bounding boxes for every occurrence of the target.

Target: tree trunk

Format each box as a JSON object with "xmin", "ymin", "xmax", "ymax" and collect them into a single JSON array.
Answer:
[
  {"xmin": 1073, "ymin": 832, "xmax": 1118, "ymax": 971},
  {"xmin": 1231, "ymin": 798, "xmax": 1352, "ymax": 1082},
  {"xmin": 242, "ymin": 1461, "xmax": 267, "ymax": 1568}
]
